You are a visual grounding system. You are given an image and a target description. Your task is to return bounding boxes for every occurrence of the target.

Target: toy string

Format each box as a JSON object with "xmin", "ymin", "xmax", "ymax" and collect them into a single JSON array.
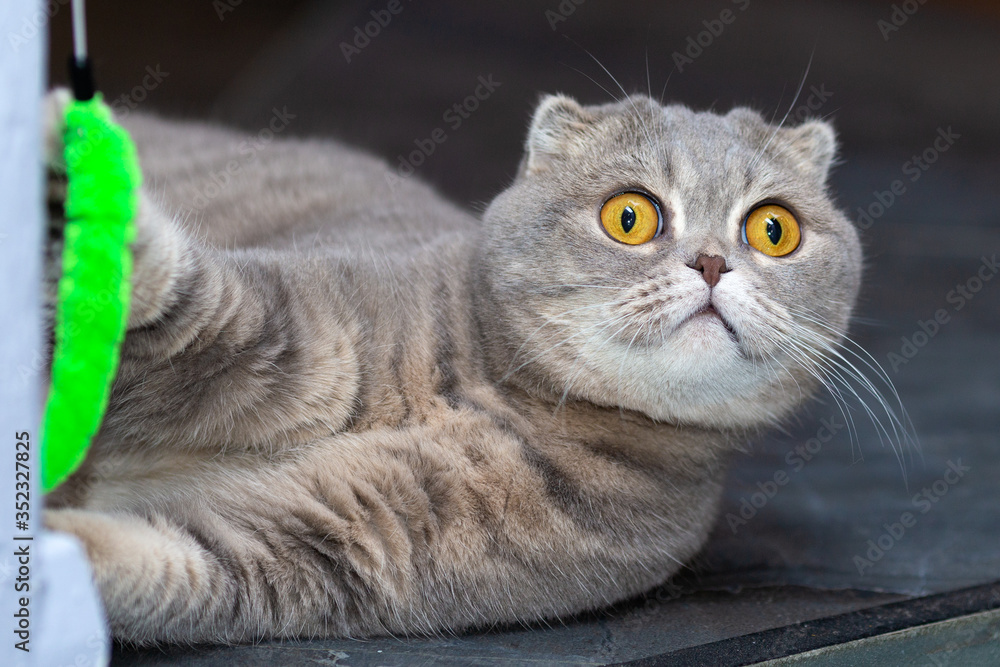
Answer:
[{"xmin": 69, "ymin": 0, "xmax": 95, "ymax": 101}]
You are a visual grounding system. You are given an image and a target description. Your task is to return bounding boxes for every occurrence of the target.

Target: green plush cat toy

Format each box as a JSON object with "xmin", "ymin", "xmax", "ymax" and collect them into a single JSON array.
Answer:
[{"xmin": 40, "ymin": 92, "xmax": 140, "ymax": 492}]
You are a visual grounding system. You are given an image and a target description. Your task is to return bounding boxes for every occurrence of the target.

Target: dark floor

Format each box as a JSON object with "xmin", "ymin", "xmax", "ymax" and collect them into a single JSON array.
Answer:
[{"xmin": 45, "ymin": 1, "xmax": 1000, "ymax": 664}]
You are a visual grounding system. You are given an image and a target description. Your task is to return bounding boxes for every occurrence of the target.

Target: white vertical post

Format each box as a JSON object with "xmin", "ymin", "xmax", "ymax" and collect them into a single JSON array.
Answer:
[{"xmin": 1, "ymin": 1, "xmax": 109, "ymax": 665}]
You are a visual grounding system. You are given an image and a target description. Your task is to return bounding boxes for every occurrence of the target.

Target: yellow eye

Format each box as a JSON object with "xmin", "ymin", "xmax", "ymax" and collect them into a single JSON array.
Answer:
[
  {"xmin": 600, "ymin": 192, "xmax": 661, "ymax": 245},
  {"xmin": 743, "ymin": 204, "xmax": 801, "ymax": 257}
]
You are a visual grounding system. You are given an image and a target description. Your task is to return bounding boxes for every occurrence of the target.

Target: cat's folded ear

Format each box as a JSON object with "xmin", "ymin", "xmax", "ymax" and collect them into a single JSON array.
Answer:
[
  {"xmin": 523, "ymin": 94, "xmax": 596, "ymax": 175},
  {"xmin": 783, "ymin": 120, "xmax": 838, "ymax": 185}
]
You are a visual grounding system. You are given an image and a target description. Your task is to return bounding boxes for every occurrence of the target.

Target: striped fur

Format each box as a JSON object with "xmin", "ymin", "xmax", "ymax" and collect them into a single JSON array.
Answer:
[{"xmin": 42, "ymin": 91, "xmax": 859, "ymax": 644}]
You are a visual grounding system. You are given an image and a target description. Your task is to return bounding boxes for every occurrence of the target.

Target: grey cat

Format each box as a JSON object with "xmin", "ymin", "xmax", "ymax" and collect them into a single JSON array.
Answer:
[{"xmin": 43, "ymin": 89, "xmax": 861, "ymax": 645}]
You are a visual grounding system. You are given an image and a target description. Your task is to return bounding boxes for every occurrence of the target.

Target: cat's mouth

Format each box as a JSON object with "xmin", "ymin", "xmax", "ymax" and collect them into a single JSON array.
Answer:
[{"xmin": 688, "ymin": 305, "xmax": 739, "ymax": 341}]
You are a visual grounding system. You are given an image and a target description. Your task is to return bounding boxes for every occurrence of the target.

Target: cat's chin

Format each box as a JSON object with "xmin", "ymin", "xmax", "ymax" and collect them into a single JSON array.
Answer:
[
  {"xmin": 675, "ymin": 307, "xmax": 740, "ymax": 348},
  {"xmin": 570, "ymin": 321, "xmax": 806, "ymax": 431},
  {"xmin": 633, "ymin": 364, "xmax": 803, "ymax": 431}
]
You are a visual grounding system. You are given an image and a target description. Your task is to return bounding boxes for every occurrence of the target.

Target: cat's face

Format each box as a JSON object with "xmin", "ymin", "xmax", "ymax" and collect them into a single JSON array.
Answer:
[{"xmin": 476, "ymin": 94, "xmax": 862, "ymax": 430}]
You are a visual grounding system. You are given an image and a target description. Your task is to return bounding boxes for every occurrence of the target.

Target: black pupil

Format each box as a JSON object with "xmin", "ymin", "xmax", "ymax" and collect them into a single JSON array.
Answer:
[
  {"xmin": 621, "ymin": 206, "xmax": 636, "ymax": 233},
  {"xmin": 766, "ymin": 216, "xmax": 782, "ymax": 245}
]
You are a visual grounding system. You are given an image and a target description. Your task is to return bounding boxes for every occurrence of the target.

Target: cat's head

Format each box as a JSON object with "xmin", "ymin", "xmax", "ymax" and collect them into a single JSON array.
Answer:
[{"xmin": 475, "ymin": 94, "xmax": 861, "ymax": 431}]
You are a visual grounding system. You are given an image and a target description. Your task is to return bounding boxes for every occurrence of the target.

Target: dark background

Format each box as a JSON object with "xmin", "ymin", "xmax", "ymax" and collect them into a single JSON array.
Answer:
[{"xmin": 45, "ymin": 1, "xmax": 1000, "ymax": 664}]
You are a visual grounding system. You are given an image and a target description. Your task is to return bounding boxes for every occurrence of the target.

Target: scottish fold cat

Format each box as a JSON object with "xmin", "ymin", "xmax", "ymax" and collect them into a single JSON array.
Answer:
[{"xmin": 43, "ymin": 89, "xmax": 861, "ymax": 644}]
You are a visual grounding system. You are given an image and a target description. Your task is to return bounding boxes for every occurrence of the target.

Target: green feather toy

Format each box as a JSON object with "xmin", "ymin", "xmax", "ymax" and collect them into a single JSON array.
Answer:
[{"xmin": 41, "ymin": 5, "xmax": 141, "ymax": 492}]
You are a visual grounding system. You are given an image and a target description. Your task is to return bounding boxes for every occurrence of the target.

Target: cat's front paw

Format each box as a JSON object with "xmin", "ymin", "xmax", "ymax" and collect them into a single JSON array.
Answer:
[
  {"xmin": 43, "ymin": 89, "xmax": 72, "ymax": 208},
  {"xmin": 44, "ymin": 88, "xmax": 72, "ymax": 175}
]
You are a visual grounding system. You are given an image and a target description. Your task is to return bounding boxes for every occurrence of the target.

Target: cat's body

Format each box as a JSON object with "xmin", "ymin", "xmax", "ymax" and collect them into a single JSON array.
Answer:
[{"xmin": 43, "ymin": 91, "xmax": 861, "ymax": 644}]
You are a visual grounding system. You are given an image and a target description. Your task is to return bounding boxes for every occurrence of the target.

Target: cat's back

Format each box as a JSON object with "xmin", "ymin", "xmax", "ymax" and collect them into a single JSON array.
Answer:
[{"xmin": 122, "ymin": 112, "xmax": 477, "ymax": 255}]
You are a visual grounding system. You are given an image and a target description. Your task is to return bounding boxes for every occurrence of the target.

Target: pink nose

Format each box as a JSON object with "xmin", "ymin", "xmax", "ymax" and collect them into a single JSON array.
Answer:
[{"xmin": 690, "ymin": 254, "xmax": 729, "ymax": 287}]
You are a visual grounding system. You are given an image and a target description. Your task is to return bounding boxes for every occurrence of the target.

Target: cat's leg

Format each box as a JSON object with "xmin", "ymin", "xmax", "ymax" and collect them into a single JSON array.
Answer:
[
  {"xmin": 44, "ymin": 91, "xmax": 361, "ymax": 453},
  {"xmin": 47, "ymin": 417, "xmax": 722, "ymax": 645},
  {"xmin": 44, "ymin": 508, "xmax": 234, "ymax": 644},
  {"xmin": 107, "ymin": 200, "xmax": 362, "ymax": 452}
]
